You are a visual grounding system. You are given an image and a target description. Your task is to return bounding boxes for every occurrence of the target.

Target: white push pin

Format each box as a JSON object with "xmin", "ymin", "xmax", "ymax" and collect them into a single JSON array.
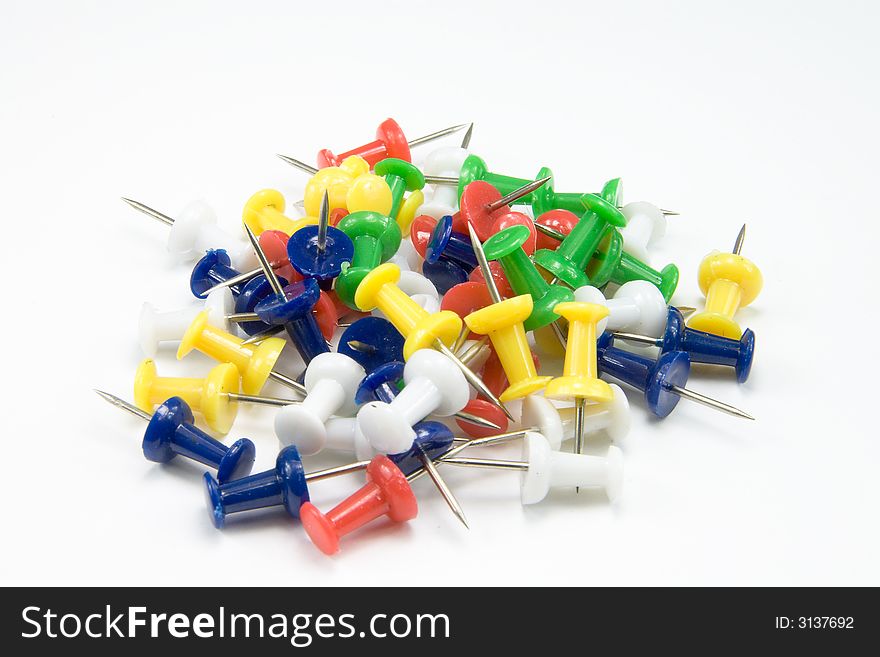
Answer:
[
  {"xmin": 558, "ymin": 384, "xmax": 631, "ymax": 445},
  {"xmin": 519, "ymin": 394, "xmax": 565, "ymax": 449},
  {"xmin": 121, "ymin": 198, "xmax": 257, "ymax": 270},
  {"xmin": 138, "ymin": 288, "xmax": 234, "ymax": 358},
  {"xmin": 323, "ymin": 417, "xmax": 375, "ymax": 460},
  {"xmin": 619, "ymin": 201, "xmax": 666, "ymax": 263},
  {"xmin": 416, "ymin": 147, "xmax": 470, "ymax": 219},
  {"xmin": 358, "ymin": 349, "xmax": 469, "ymax": 454},
  {"xmin": 274, "ymin": 353, "xmax": 365, "ymax": 455},
  {"xmin": 574, "ymin": 280, "xmax": 668, "ymax": 336},
  {"xmin": 442, "ymin": 432, "xmax": 624, "ymax": 504},
  {"xmin": 388, "ymin": 237, "xmax": 422, "ymax": 272}
]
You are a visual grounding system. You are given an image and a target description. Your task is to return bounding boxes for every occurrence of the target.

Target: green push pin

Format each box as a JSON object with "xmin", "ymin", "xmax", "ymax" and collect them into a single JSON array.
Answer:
[
  {"xmin": 482, "ymin": 225, "xmax": 574, "ymax": 332},
  {"xmin": 374, "ymin": 158, "xmax": 426, "ymax": 222},
  {"xmin": 531, "ymin": 180, "xmax": 627, "ymax": 289},
  {"xmin": 457, "ymin": 154, "xmax": 540, "ymax": 204},
  {"xmin": 335, "ymin": 211, "xmax": 402, "ymax": 309},
  {"xmin": 587, "ymin": 232, "xmax": 680, "ymax": 301}
]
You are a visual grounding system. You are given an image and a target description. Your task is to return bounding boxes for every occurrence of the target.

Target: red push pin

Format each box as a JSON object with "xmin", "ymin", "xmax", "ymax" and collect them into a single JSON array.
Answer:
[
  {"xmin": 535, "ymin": 210, "xmax": 579, "ymax": 252},
  {"xmin": 455, "ymin": 178, "xmax": 547, "ymax": 244},
  {"xmin": 299, "ymin": 455, "xmax": 418, "ymax": 555},
  {"xmin": 316, "ymin": 119, "xmax": 470, "ymax": 169}
]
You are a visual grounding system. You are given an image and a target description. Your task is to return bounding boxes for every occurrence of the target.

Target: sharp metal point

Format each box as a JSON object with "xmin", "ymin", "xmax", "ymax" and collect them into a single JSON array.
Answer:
[
  {"xmin": 418, "ymin": 450, "xmax": 469, "ymax": 529},
  {"xmin": 226, "ymin": 312, "xmax": 261, "ymax": 323},
  {"xmin": 317, "ymin": 190, "xmax": 330, "ymax": 252},
  {"xmin": 534, "ymin": 222, "xmax": 566, "ymax": 241},
  {"xmin": 121, "ymin": 197, "xmax": 175, "ymax": 226},
  {"xmin": 243, "ymin": 223, "xmax": 285, "ymax": 296},
  {"xmin": 407, "ymin": 122, "xmax": 471, "ymax": 148},
  {"xmin": 733, "ymin": 224, "xmax": 747, "ymax": 255},
  {"xmin": 611, "ymin": 331, "xmax": 661, "ymax": 347},
  {"xmin": 201, "ymin": 267, "xmax": 262, "ymax": 296},
  {"xmin": 453, "ymin": 410, "xmax": 502, "ymax": 431},
  {"xmin": 466, "ymin": 222, "xmax": 502, "ymax": 304},
  {"xmin": 240, "ymin": 325, "xmax": 285, "ymax": 345},
  {"xmin": 460, "ymin": 122, "xmax": 474, "ymax": 149},
  {"xmin": 94, "ymin": 389, "xmax": 151, "ymax": 421},
  {"xmin": 225, "ymin": 392, "xmax": 299, "ymax": 407},
  {"xmin": 267, "ymin": 371, "xmax": 309, "ymax": 397},
  {"xmin": 434, "ymin": 339, "xmax": 515, "ymax": 422},
  {"xmin": 574, "ymin": 397, "xmax": 586, "ymax": 493},
  {"xmin": 346, "ymin": 340, "xmax": 378, "ymax": 354},
  {"xmin": 661, "ymin": 209, "xmax": 679, "ymax": 216},
  {"xmin": 667, "ymin": 384, "xmax": 755, "ymax": 420},
  {"xmin": 451, "ymin": 323, "xmax": 471, "ymax": 355},
  {"xmin": 276, "ymin": 154, "xmax": 318, "ymax": 175},
  {"xmin": 486, "ymin": 176, "xmax": 552, "ymax": 213}
]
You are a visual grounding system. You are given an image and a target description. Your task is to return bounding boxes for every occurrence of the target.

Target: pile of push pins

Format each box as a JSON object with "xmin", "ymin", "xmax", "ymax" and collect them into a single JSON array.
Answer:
[{"xmin": 98, "ymin": 118, "xmax": 761, "ymax": 556}]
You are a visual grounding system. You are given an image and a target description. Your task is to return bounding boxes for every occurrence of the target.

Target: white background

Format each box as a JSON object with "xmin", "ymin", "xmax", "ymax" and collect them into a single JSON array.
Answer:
[{"xmin": 2, "ymin": 0, "xmax": 878, "ymax": 586}]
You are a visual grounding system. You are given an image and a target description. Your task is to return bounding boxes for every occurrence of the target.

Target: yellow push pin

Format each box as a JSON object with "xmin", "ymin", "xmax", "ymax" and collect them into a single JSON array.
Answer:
[
  {"xmin": 355, "ymin": 262, "xmax": 514, "ymax": 421},
  {"xmin": 688, "ymin": 224, "xmax": 762, "ymax": 339},
  {"xmin": 177, "ymin": 310, "xmax": 304, "ymax": 397},
  {"xmin": 134, "ymin": 359, "xmax": 241, "ymax": 434},
  {"xmin": 243, "ymin": 189, "xmax": 317, "ymax": 236},
  {"xmin": 545, "ymin": 302, "xmax": 614, "ymax": 470},
  {"xmin": 462, "ymin": 223, "xmax": 552, "ymax": 402},
  {"xmin": 278, "ymin": 153, "xmax": 394, "ymax": 217}
]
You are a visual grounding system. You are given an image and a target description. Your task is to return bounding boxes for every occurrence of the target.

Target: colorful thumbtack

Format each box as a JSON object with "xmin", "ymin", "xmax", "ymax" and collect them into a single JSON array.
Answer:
[
  {"xmin": 139, "ymin": 287, "xmax": 234, "ymax": 358},
  {"xmin": 334, "ymin": 209, "xmax": 402, "ymax": 310},
  {"xmin": 688, "ymin": 225, "xmax": 762, "ymax": 339},
  {"xmin": 457, "ymin": 178, "xmax": 547, "ymax": 242},
  {"xmin": 121, "ymin": 198, "xmax": 256, "ymax": 269},
  {"xmin": 619, "ymin": 202, "xmax": 667, "ymax": 262},
  {"xmin": 316, "ymin": 118, "xmax": 470, "ymax": 168},
  {"xmin": 417, "ymin": 147, "xmax": 470, "ymax": 219},
  {"xmin": 597, "ymin": 333, "xmax": 754, "ymax": 420},
  {"xmin": 243, "ymin": 189, "xmax": 316, "ymax": 236},
  {"xmin": 95, "ymin": 391, "xmax": 255, "ymax": 484},
  {"xmin": 374, "ymin": 158, "xmax": 426, "ymax": 227},
  {"xmin": 574, "ymin": 280, "xmax": 670, "ymax": 337},
  {"xmin": 285, "ymin": 191, "xmax": 354, "ymax": 285},
  {"xmin": 274, "ymin": 352, "xmax": 365, "ymax": 455}
]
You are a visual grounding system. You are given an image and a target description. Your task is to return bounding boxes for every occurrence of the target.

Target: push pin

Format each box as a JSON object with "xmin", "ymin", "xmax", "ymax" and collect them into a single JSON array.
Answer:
[
  {"xmin": 545, "ymin": 302, "xmax": 614, "ymax": 466},
  {"xmin": 95, "ymin": 391, "xmax": 256, "ymax": 484},
  {"xmin": 337, "ymin": 316, "xmax": 405, "ymax": 373},
  {"xmin": 531, "ymin": 183, "xmax": 626, "ymax": 289},
  {"xmin": 612, "ymin": 306, "xmax": 755, "ymax": 383},
  {"xmin": 356, "ymin": 360, "xmax": 502, "ymax": 435},
  {"xmin": 177, "ymin": 310, "xmax": 304, "ymax": 396},
  {"xmin": 275, "ymin": 352, "xmax": 365, "ymax": 455},
  {"xmin": 285, "ymin": 191, "xmax": 355, "ymax": 285},
  {"xmin": 133, "ymin": 360, "xmax": 242, "ymax": 435},
  {"xmin": 374, "ymin": 158, "xmax": 426, "ymax": 227},
  {"xmin": 574, "ymin": 281, "xmax": 670, "ymax": 337},
  {"xmin": 244, "ymin": 224, "xmax": 331, "ymax": 365},
  {"xmin": 357, "ymin": 349, "xmax": 470, "ymax": 454},
  {"xmin": 583, "ymin": 196, "xmax": 679, "ymax": 301},
  {"xmin": 463, "ymin": 223, "xmax": 553, "ymax": 401},
  {"xmin": 688, "ymin": 224, "xmax": 762, "ymax": 339},
  {"xmin": 417, "ymin": 147, "xmax": 470, "ymax": 219},
  {"xmin": 597, "ymin": 333, "xmax": 754, "ymax": 419},
  {"xmin": 121, "ymin": 198, "xmax": 257, "ymax": 270},
  {"xmin": 523, "ymin": 386, "xmax": 630, "ymax": 447},
  {"xmin": 456, "ymin": 178, "xmax": 548, "ymax": 242},
  {"xmin": 334, "ymin": 209, "xmax": 402, "ymax": 310},
  {"xmin": 139, "ymin": 287, "xmax": 234, "ymax": 358},
  {"xmin": 440, "ymin": 432, "xmax": 624, "ymax": 504},
  {"xmin": 190, "ymin": 231, "xmax": 300, "ymax": 300},
  {"xmin": 354, "ymin": 262, "xmax": 513, "ymax": 420},
  {"xmin": 413, "ymin": 214, "xmax": 478, "ymax": 271},
  {"xmin": 482, "ymin": 225, "xmax": 574, "ymax": 332},
  {"xmin": 299, "ymin": 455, "xmax": 419, "ymax": 555},
  {"xmin": 619, "ymin": 202, "xmax": 667, "ymax": 262},
  {"xmin": 316, "ymin": 118, "xmax": 471, "ymax": 168},
  {"xmin": 243, "ymin": 189, "xmax": 317, "ymax": 236}
]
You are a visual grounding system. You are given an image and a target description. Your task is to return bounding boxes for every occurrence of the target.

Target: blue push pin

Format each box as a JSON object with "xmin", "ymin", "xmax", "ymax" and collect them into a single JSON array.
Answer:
[
  {"xmin": 190, "ymin": 249, "xmax": 288, "ymax": 337},
  {"xmin": 425, "ymin": 215, "xmax": 478, "ymax": 270},
  {"xmin": 202, "ymin": 424, "xmax": 456, "ymax": 529},
  {"xmin": 596, "ymin": 333, "xmax": 754, "ymax": 420},
  {"xmin": 338, "ymin": 317, "xmax": 405, "ymax": 374},
  {"xmin": 253, "ymin": 278, "xmax": 330, "ymax": 365},
  {"xmin": 612, "ymin": 307, "xmax": 756, "ymax": 383},
  {"xmin": 423, "ymin": 258, "xmax": 472, "ymax": 295},
  {"xmin": 95, "ymin": 391, "xmax": 256, "ymax": 483},
  {"xmin": 286, "ymin": 191, "xmax": 354, "ymax": 289}
]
